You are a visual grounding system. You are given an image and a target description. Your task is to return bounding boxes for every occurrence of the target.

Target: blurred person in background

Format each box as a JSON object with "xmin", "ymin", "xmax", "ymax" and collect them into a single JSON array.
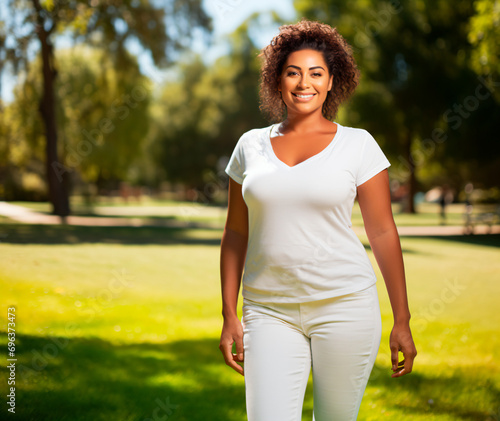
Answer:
[{"xmin": 439, "ymin": 184, "xmax": 454, "ymax": 225}]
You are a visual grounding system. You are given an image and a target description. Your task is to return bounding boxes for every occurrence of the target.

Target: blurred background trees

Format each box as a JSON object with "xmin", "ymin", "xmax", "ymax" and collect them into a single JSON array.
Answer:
[
  {"xmin": 296, "ymin": 0, "xmax": 500, "ymax": 212},
  {"xmin": 0, "ymin": 0, "xmax": 211, "ymax": 215},
  {"xmin": 1, "ymin": 0, "xmax": 499, "ymax": 215},
  {"xmin": 3, "ymin": 46, "xmax": 151, "ymax": 199},
  {"xmin": 152, "ymin": 16, "xmax": 269, "ymax": 201}
]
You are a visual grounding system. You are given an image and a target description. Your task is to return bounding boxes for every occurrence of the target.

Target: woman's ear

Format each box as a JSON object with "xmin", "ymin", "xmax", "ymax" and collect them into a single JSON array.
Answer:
[{"xmin": 328, "ymin": 74, "xmax": 333, "ymax": 91}]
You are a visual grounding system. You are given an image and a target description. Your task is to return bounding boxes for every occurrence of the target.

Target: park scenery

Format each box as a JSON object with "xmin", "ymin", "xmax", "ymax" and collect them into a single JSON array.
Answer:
[{"xmin": 1, "ymin": 1, "xmax": 500, "ymax": 420}]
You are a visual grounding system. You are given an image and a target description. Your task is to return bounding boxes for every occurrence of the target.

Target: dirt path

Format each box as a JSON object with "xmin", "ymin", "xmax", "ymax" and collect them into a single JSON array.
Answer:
[{"xmin": 0, "ymin": 201, "xmax": 498, "ymax": 235}]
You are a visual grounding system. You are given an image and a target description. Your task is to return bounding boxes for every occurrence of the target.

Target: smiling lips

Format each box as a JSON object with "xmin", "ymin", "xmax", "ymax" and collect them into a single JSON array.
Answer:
[
  {"xmin": 292, "ymin": 92, "xmax": 316, "ymax": 101},
  {"xmin": 293, "ymin": 93, "xmax": 315, "ymax": 97}
]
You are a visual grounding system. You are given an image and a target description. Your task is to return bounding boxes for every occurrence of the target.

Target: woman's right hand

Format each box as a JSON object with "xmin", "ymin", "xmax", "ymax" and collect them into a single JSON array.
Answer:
[{"xmin": 219, "ymin": 316, "xmax": 245, "ymax": 376}]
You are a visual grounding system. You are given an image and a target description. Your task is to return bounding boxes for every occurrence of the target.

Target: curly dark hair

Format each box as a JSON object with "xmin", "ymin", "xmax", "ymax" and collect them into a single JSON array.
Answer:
[{"xmin": 258, "ymin": 18, "xmax": 360, "ymax": 123}]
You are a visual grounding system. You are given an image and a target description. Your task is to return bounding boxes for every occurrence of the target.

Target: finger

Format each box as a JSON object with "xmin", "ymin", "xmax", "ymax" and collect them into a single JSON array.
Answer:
[
  {"xmin": 235, "ymin": 335, "xmax": 245, "ymax": 362},
  {"xmin": 391, "ymin": 353, "xmax": 416, "ymax": 378},
  {"xmin": 391, "ymin": 367, "xmax": 408, "ymax": 378},
  {"xmin": 403, "ymin": 349, "xmax": 416, "ymax": 374},
  {"xmin": 391, "ymin": 361, "xmax": 404, "ymax": 372},
  {"xmin": 230, "ymin": 355, "xmax": 245, "ymax": 376},
  {"xmin": 220, "ymin": 341, "xmax": 244, "ymax": 376},
  {"xmin": 390, "ymin": 344, "xmax": 399, "ymax": 371},
  {"xmin": 391, "ymin": 361, "xmax": 411, "ymax": 377},
  {"xmin": 231, "ymin": 353, "xmax": 245, "ymax": 375},
  {"xmin": 220, "ymin": 340, "xmax": 236, "ymax": 367}
]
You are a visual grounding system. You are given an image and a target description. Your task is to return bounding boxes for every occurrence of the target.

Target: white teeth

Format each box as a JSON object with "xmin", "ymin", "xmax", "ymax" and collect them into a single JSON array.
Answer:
[{"xmin": 296, "ymin": 94, "xmax": 314, "ymax": 98}]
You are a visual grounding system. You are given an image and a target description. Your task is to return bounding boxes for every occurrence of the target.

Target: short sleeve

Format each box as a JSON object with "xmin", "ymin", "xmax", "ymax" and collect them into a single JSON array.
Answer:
[
  {"xmin": 356, "ymin": 130, "xmax": 391, "ymax": 186},
  {"xmin": 225, "ymin": 134, "xmax": 245, "ymax": 184}
]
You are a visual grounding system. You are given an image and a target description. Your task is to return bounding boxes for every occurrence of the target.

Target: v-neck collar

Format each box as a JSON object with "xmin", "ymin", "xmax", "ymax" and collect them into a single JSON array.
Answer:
[{"xmin": 266, "ymin": 122, "xmax": 343, "ymax": 169}]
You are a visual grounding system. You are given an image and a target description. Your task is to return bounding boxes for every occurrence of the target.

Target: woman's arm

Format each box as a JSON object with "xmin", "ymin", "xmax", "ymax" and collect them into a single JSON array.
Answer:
[
  {"xmin": 356, "ymin": 169, "xmax": 417, "ymax": 377},
  {"xmin": 219, "ymin": 177, "xmax": 249, "ymax": 376}
]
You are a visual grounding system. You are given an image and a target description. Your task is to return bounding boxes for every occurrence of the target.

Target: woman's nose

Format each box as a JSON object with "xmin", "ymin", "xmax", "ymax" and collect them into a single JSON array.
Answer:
[{"xmin": 298, "ymin": 76, "xmax": 310, "ymax": 89}]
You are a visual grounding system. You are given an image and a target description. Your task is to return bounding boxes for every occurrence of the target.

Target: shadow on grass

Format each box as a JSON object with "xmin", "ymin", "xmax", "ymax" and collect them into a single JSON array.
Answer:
[
  {"xmin": 420, "ymin": 234, "xmax": 500, "ymax": 249},
  {"xmin": 401, "ymin": 234, "xmax": 500, "ymax": 247},
  {"xmin": 367, "ymin": 362, "xmax": 500, "ymax": 420},
  {"xmin": 4, "ymin": 333, "xmax": 245, "ymax": 421},
  {"xmin": 0, "ymin": 224, "xmax": 418, "ymax": 255},
  {"xmin": 0, "ymin": 224, "xmax": 222, "ymax": 246},
  {"xmin": 2, "ymin": 333, "xmax": 498, "ymax": 421}
]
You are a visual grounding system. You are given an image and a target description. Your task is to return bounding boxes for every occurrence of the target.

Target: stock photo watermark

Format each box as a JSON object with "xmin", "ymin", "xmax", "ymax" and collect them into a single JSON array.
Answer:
[
  {"xmin": 394, "ymin": 72, "xmax": 500, "ymax": 180},
  {"xmin": 177, "ymin": 131, "xmax": 271, "ymax": 222},
  {"xmin": 142, "ymin": 396, "xmax": 179, "ymax": 421},
  {"xmin": 353, "ymin": 0, "xmax": 403, "ymax": 49},
  {"xmin": 411, "ymin": 277, "xmax": 467, "ymax": 332},
  {"xmin": 212, "ymin": 0, "xmax": 244, "ymax": 19},
  {"xmin": 16, "ymin": 268, "xmax": 134, "ymax": 384},
  {"xmin": 366, "ymin": 275, "xmax": 467, "ymax": 386},
  {"xmin": 177, "ymin": 167, "xmax": 229, "ymax": 222},
  {"xmin": 5, "ymin": 306, "xmax": 17, "ymax": 414},
  {"xmin": 488, "ymin": 404, "xmax": 500, "ymax": 421},
  {"xmin": 51, "ymin": 84, "xmax": 149, "ymax": 183}
]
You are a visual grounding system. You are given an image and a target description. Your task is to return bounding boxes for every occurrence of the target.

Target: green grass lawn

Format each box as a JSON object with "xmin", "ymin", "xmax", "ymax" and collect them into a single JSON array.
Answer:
[{"xmin": 0, "ymin": 223, "xmax": 499, "ymax": 420}]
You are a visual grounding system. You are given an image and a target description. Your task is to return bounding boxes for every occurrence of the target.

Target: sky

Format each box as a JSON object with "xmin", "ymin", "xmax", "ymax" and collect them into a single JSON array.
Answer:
[
  {"xmin": 205, "ymin": 0, "xmax": 295, "ymax": 39},
  {"xmin": 0, "ymin": 0, "xmax": 297, "ymax": 102}
]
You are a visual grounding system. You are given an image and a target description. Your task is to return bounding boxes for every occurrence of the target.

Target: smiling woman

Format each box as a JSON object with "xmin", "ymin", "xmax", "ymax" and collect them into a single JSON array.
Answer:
[
  {"xmin": 271, "ymin": 48, "xmax": 336, "ymax": 167},
  {"xmin": 258, "ymin": 18, "xmax": 360, "ymax": 123},
  {"xmin": 219, "ymin": 17, "xmax": 417, "ymax": 421}
]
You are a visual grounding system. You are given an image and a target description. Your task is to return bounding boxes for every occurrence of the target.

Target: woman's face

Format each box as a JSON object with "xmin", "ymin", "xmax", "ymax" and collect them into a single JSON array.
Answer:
[{"xmin": 278, "ymin": 49, "xmax": 333, "ymax": 117}]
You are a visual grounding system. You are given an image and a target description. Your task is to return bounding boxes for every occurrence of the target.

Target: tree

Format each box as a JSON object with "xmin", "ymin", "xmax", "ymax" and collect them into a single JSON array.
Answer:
[
  {"xmin": 295, "ymin": 0, "xmax": 500, "ymax": 212},
  {"xmin": 468, "ymin": 0, "xmax": 500, "ymax": 99},
  {"xmin": 0, "ymin": 0, "xmax": 211, "ymax": 216},
  {"xmin": 7, "ymin": 45, "xmax": 151, "ymax": 194},
  {"xmin": 152, "ymin": 13, "xmax": 276, "ymax": 202}
]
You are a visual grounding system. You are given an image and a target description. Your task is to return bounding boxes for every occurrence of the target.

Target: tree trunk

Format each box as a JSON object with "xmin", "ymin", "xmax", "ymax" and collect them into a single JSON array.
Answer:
[
  {"xmin": 403, "ymin": 130, "xmax": 417, "ymax": 214},
  {"xmin": 34, "ymin": 0, "xmax": 70, "ymax": 217}
]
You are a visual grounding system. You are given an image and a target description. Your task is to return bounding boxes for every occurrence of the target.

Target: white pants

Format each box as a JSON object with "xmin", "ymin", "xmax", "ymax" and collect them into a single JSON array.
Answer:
[{"xmin": 242, "ymin": 283, "xmax": 382, "ymax": 421}]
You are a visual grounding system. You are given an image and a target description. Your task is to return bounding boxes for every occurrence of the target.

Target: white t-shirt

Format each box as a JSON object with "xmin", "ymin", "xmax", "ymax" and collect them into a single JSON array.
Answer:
[{"xmin": 224, "ymin": 121, "xmax": 391, "ymax": 304}]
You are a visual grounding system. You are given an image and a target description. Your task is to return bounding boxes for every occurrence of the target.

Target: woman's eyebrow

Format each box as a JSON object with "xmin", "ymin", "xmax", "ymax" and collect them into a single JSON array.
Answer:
[{"xmin": 286, "ymin": 65, "xmax": 326, "ymax": 71}]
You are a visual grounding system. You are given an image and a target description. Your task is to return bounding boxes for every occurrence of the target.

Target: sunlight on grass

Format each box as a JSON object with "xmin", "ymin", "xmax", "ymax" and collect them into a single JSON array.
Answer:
[
  {"xmin": 9, "ymin": 199, "xmax": 498, "ymax": 229},
  {"xmin": 0, "ymin": 223, "xmax": 499, "ymax": 420}
]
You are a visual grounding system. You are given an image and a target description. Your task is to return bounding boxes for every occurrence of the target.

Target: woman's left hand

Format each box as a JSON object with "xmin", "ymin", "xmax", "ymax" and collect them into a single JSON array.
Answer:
[{"xmin": 389, "ymin": 323, "xmax": 417, "ymax": 377}]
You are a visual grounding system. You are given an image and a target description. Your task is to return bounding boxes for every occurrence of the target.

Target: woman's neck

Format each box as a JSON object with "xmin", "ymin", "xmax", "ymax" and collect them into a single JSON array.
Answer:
[{"xmin": 280, "ymin": 111, "xmax": 333, "ymax": 135}]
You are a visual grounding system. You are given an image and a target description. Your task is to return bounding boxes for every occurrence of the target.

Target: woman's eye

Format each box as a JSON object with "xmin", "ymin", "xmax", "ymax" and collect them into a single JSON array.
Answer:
[{"xmin": 285, "ymin": 71, "xmax": 323, "ymax": 77}]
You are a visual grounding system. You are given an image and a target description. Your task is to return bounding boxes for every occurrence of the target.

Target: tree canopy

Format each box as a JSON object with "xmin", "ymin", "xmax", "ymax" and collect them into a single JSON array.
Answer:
[
  {"xmin": 0, "ymin": 0, "xmax": 211, "ymax": 215},
  {"xmin": 295, "ymin": 0, "xmax": 500, "ymax": 211}
]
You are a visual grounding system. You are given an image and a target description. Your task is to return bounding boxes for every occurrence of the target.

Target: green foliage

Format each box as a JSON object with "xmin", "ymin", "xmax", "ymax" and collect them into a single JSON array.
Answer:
[
  {"xmin": 56, "ymin": 46, "xmax": 152, "ymax": 185},
  {"xmin": 1, "ymin": 0, "xmax": 211, "ymax": 70},
  {"xmin": 7, "ymin": 46, "xmax": 152, "ymax": 188},
  {"xmin": 153, "ymin": 19, "xmax": 269, "ymax": 193},
  {"xmin": 0, "ymin": 79, "xmax": 47, "ymax": 200},
  {"xmin": 0, "ymin": 0, "xmax": 212, "ymax": 205},
  {"xmin": 468, "ymin": 0, "xmax": 500, "ymax": 96},
  {"xmin": 295, "ymin": 0, "xmax": 500, "ymax": 191}
]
